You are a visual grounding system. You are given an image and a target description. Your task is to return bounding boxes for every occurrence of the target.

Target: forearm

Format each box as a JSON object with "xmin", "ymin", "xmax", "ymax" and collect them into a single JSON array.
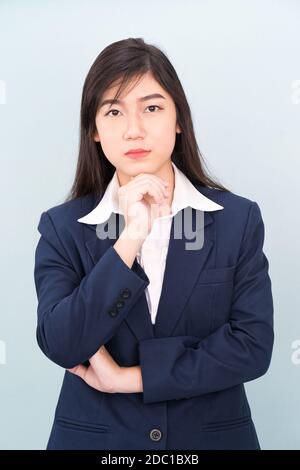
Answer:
[
  {"xmin": 35, "ymin": 213, "xmax": 150, "ymax": 369},
  {"xmin": 113, "ymin": 225, "xmax": 144, "ymax": 268},
  {"xmin": 117, "ymin": 366, "xmax": 143, "ymax": 393}
]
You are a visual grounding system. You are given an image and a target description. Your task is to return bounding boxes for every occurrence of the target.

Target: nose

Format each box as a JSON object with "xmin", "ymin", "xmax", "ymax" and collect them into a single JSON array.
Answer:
[{"xmin": 123, "ymin": 112, "xmax": 145, "ymax": 140}]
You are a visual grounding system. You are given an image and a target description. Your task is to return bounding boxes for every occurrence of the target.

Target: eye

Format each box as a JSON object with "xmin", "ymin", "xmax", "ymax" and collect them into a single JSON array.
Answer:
[
  {"xmin": 105, "ymin": 109, "xmax": 120, "ymax": 117},
  {"xmin": 104, "ymin": 105, "xmax": 162, "ymax": 117},
  {"xmin": 145, "ymin": 105, "xmax": 162, "ymax": 113}
]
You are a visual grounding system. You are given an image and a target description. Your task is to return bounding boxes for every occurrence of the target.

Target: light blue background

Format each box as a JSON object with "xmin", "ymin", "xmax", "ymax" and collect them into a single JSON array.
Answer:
[{"xmin": 0, "ymin": 0, "xmax": 299, "ymax": 449}]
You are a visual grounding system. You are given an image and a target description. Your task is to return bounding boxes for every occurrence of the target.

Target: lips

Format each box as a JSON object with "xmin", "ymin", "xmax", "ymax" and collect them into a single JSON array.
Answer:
[
  {"xmin": 124, "ymin": 150, "xmax": 151, "ymax": 159},
  {"xmin": 125, "ymin": 148, "xmax": 150, "ymax": 155}
]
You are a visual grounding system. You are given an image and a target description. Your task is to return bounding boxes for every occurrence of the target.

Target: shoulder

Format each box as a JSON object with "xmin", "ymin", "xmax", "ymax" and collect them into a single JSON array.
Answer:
[
  {"xmin": 36, "ymin": 193, "xmax": 99, "ymax": 239},
  {"xmin": 194, "ymin": 185, "xmax": 265, "ymax": 237},
  {"xmin": 195, "ymin": 184, "xmax": 255, "ymax": 210},
  {"xmin": 45, "ymin": 193, "xmax": 97, "ymax": 223}
]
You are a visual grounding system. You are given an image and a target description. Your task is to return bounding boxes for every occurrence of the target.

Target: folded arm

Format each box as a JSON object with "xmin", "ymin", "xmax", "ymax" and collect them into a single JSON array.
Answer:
[
  {"xmin": 34, "ymin": 211, "xmax": 149, "ymax": 369},
  {"xmin": 138, "ymin": 201, "xmax": 274, "ymax": 404}
]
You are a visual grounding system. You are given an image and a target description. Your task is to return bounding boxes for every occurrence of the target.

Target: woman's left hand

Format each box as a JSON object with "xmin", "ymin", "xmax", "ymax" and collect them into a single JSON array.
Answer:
[{"xmin": 67, "ymin": 345, "xmax": 121, "ymax": 393}]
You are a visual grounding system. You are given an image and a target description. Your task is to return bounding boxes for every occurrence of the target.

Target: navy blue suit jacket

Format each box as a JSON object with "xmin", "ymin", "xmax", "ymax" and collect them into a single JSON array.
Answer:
[{"xmin": 34, "ymin": 184, "xmax": 274, "ymax": 450}]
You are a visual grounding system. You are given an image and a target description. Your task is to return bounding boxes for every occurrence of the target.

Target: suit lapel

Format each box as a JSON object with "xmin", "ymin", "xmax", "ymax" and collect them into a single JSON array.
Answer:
[
  {"xmin": 83, "ymin": 205, "xmax": 214, "ymax": 342},
  {"xmin": 84, "ymin": 212, "xmax": 156, "ymax": 340},
  {"xmin": 152, "ymin": 207, "xmax": 214, "ymax": 338}
]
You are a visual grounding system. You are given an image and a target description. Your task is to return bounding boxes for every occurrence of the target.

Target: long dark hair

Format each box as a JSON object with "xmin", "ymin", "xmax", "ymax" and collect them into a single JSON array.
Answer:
[{"xmin": 65, "ymin": 38, "xmax": 230, "ymax": 202}]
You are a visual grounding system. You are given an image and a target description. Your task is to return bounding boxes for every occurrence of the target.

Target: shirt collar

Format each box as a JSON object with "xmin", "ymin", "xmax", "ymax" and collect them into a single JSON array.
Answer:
[{"xmin": 77, "ymin": 161, "xmax": 223, "ymax": 225}]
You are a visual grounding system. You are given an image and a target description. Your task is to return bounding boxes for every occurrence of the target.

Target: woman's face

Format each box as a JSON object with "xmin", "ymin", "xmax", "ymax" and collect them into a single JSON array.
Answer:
[{"xmin": 94, "ymin": 71, "xmax": 181, "ymax": 183}]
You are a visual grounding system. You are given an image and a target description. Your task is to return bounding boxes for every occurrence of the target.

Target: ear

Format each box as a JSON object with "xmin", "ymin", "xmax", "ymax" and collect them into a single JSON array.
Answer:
[
  {"xmin": 94, "ymin": 133, "xmax": 100, "ymax": 142},
  {"xmin": 176, "ymin": 123, "xmax": 182, "ymax": 134}
]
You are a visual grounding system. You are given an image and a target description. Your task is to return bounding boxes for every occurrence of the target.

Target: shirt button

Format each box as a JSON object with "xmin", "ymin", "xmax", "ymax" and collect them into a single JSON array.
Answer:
[
  {"xmin": 149, "ymin": 428, "xmax": 162, "ymax": 442},
  {"xmin": 116, "ymin": 300, "xmax": 125, "ymax": 309}
]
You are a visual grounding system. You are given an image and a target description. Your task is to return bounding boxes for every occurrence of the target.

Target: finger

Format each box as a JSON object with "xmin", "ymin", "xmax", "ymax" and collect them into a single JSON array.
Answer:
[
  {"xmin": 123, "ymin": 174, "xmax": 168, "ymax": 194},
  {"xmin": 132, "ymin": 173, "xmax": 169, "ymax": 188},
  {"xmin": 134, "ymin": 175, "xmax": 169, "ymax": 196},
  {"xmin": 129, "ymin": 181, "xmax": 166, "ymax": 204},
  {"xmin": 120, "ymin": 184, "xmax": 163, "ymax": 210},
  {"xmin": 137, "ymin": 182, "xmax": 166, "ymax": 204},
  {"xmin": 67, "ymin": 364, "xmax": 87, "ymax": 380},
  {"xmin": 136, "ymin": 179, "xmax": 169, "ymax": 199}
]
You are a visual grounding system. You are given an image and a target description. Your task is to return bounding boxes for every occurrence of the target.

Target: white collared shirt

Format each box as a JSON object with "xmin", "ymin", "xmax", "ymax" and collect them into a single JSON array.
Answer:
[{"xmin": 78, "ymin": 161, "xmax": 223, "ymax": 324}]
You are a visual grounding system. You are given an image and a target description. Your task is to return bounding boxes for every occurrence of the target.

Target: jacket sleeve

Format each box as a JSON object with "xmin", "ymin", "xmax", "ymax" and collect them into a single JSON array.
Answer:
[
  {"xmin": 138, "ymin": 201, "xmax": 274, "ymax": 404},
  {"xmin": 34, "ymin": 210, "xmax": 149, "ymax": 369}
]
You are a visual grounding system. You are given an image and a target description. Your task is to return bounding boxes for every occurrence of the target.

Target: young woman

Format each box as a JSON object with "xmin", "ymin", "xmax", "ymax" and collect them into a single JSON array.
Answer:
[{"xmin": 34, "ymin": 37, "xmax": 274, "ymax": 450}]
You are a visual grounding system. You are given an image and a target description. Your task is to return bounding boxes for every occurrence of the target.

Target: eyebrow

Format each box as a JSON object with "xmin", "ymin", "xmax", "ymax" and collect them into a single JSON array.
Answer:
[{"xmin": 99, "ymin": 93, "xmax": 166, "ymax": 109}]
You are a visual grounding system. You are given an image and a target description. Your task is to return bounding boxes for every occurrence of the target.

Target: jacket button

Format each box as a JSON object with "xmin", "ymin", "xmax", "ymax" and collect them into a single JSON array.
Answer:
[
  {"xmin": 108, "ymin": 307, "xmax": 118, "ymax": 317},
  {"xmin": 149, "ymin": 428, "xmax": 162, "ymax": 442},
  {"xmin": 120, "ymin": 288, "xmax": 131, "ymax": 299},
  {"xmin": 116, "ymin": 300, "xmax": 125, "ymax": 309}
]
